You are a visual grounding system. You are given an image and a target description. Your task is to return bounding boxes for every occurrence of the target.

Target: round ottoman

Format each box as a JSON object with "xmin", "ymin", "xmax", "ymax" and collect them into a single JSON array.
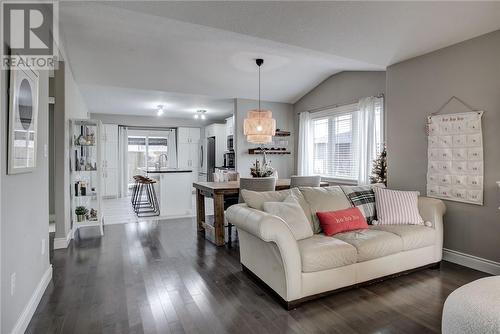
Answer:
[{"xmin": 442, "ymin": 276, "xmax": 500, "ymax": 334}]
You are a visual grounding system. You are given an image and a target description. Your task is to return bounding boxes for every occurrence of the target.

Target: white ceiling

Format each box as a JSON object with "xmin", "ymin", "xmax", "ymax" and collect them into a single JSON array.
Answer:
[
  {"xmin": 81, "ymin": 84, "xmax": 234, "ymax": 118},
  {"xmin": 59, "ymin": 1, "xmax": 500, "ymax": 118}
]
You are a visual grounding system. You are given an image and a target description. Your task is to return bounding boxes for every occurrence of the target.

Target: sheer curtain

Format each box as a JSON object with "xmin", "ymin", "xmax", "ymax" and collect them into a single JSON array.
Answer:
[
  {"xmin": 356, "ymin": 96, "xmax": 384, "ymax": 185},
  {"xmin": 118, "ymin": 126, "xmax": 129, "ymax": 197},
  {"xmin": 297, "ymin": 111, "xmax": 313, "ymax": 176}
]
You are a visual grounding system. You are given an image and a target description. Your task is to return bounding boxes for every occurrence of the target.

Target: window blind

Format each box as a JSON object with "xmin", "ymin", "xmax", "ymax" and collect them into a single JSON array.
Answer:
[{"xmin": 310, "ymin": 101, "xmax": 382, "ymax": 181}]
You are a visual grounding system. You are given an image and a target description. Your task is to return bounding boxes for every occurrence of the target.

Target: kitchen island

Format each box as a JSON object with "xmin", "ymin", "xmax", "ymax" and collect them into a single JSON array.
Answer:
[{"xmin": 141, "ymin": 168, "xmax": 193, "ymax": 218}]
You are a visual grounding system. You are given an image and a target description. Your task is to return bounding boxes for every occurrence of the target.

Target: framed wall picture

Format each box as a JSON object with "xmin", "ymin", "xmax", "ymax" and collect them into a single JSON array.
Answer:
[{"xmin": 8, "ymin": 66, "xmax": 39, "ymax": 174}]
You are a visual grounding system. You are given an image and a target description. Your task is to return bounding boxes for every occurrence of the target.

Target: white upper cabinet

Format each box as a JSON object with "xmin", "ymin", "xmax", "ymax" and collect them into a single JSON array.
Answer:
[
  {"xmin": 205, "ymin": 123, "xmax": 225, "ymax": 138},
  {"xmin": 225, "ymin": 116, "xmax": 234, "ymax": 137},
  {"xmin": 100, "ymin": 124, "xmax": 118, "ymax": 198},
  {"xmin": 178, "ymin": 127, "xmax": 200, "ymax": 144}
]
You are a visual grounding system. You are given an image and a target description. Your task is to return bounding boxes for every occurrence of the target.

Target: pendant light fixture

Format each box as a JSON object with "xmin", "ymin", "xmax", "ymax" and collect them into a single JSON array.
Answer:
[{"xmin": 243, "ymin": 58, "xmax": 276, "ymax": 144}]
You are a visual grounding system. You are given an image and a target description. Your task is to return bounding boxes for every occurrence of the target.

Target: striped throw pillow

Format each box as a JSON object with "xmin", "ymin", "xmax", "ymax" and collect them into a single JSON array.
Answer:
[
  {"xmin": 373, "ymin": 187, "xmax": 424, "ymax": 225},
  {"xmin": 340, "ymin": 185, "xmax": 377, "ymax": 225}
]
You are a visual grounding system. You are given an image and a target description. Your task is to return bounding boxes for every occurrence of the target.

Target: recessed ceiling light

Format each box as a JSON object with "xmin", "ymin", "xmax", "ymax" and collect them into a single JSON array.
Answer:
[
  {"xmin": 157, "ymin": 105, "xmax": 164, "ymax": 116},
  {"xmin": 194, "ymin": 114, "xmax": 199, "ymax": 119}
]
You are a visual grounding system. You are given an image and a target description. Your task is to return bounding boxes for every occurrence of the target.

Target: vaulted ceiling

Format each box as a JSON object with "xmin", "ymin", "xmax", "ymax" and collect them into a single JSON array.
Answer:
[{"xmin": 59, "ymin": 1, "xmax": 500, "ymax": 119}]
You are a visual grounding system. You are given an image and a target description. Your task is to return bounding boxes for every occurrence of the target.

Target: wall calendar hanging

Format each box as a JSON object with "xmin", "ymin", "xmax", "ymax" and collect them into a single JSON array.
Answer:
[{"xmin": 426, "ymin": 97, "xmax": 484, "ymax": 205}]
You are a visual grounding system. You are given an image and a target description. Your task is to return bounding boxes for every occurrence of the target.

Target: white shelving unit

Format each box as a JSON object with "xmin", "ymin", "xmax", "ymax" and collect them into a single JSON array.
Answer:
[{"xmin": 70, "ymin": 119, "xmax": 104, "ymax": 237}]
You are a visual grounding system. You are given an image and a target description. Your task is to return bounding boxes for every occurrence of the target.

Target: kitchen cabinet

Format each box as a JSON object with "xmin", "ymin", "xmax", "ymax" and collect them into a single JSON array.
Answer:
[
  {"xmin": 101, "ymin": 124, "xmax": 118, "ymax": 197},
  {"xmin": 225, "ymin": 116, "xmax": 234, "ymax": 137},
  {"xmin": 178, "ymin": 127, "xmax": 200, "ymax": 144},
  {"xmin": 177, "ymin": 142, "xmax": 199, "ymax": 188}
]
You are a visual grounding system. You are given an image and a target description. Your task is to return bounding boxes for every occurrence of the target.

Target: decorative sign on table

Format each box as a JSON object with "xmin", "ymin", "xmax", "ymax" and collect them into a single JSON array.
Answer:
[{"xmin": 427, "ymin": 111, "xmax": 484, "ymax": 205}]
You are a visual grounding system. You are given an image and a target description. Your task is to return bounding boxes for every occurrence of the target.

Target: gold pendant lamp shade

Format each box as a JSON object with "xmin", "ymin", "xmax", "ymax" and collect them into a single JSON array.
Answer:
[
  {"xmin": 244, "ymin": 59, "xmax": 276, "ymax": 144},
  {"xmin": 244, "ymin": 110, "xmax": 276, "ymax": 143}
]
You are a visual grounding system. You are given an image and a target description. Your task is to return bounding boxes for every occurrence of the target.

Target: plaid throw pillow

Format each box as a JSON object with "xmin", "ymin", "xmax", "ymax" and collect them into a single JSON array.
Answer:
[{"xmin": 340, "ymin": 185, "xmax": 377, "ymax": 224}]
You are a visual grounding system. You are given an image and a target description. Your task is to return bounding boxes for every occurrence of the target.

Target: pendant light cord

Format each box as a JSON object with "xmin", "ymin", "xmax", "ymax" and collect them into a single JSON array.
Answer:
[{"xmin": 258, "ymin": 63, "xmax": 261, "ymax": 112}]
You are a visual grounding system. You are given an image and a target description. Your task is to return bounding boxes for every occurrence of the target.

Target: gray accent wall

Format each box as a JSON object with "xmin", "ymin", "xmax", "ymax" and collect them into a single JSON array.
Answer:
[
  {"xmin": 1, "ymin": 69, "xmax": 51, "ymax": 333},
  {"xmin": 386, "ymin": 30, "xmax": 500, "ymax": 262},
  {"xmin": 234, "ymin": 98, "xmax": 295, "ymax": 178},
  {"xmin": 293, "ymin": 71, "xmax": 387, "ymax": 174}
]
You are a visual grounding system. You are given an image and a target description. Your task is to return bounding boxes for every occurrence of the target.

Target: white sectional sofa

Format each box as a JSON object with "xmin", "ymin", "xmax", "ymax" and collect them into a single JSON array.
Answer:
[{"xmin": 226, "ymin": 186, "xmax": 446, "ymax": 309}]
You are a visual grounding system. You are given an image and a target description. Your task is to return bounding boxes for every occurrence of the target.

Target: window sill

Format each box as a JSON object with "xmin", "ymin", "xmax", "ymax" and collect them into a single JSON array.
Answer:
[{"xmin": 320, "ymin": 177, "xmax": 357, "ymax": 186}]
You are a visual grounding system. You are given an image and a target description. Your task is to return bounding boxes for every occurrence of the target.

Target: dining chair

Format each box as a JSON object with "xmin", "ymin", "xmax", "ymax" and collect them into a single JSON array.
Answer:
[
  {"xmin": 226, "ymin": 177, "xmax": 277, "ymax": 246},
  {"xmin": 290, "ymin": 175, "xmax": 321, "ymax": 188},
  {"xmin": 238, "ymin": 177, "xmax": 277, "ymax": 203}
]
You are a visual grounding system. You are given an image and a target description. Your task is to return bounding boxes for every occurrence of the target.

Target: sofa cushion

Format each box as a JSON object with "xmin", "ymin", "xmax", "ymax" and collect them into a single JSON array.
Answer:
[
  {"xmin": 333, "ymin": 229, "xmax": 403, "ymax": 262},
  {"xmin": 241, "ymin": 188, "xmax": 313, "ymax": 225},
  {"xmin": 370, "ymin": 225, "xmax": 436, "ymax": 251},
  {"xmin": 297, "ymin": 235, "xmax": 358, "ymax": 273},
  {"xmin": 299, "ymin": 186, "xmax": 352, "ymax": 233},
  {"xmin": 263, "ymin": 196, "xmax": 313, "ymax": 240}
]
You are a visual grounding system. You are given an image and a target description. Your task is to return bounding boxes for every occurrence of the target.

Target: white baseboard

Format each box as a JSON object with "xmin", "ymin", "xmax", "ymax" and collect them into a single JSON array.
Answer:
[
  {"xmin": 10, "ymin": 265, "xmax": 53, "ymax": 334},
  {"xmin": 443, "ymin": 248, "xmax": 500, "ymax": 275},
  {"xmin": 53, "ymin": 228, "xmax": 73, "ymax": 249}
]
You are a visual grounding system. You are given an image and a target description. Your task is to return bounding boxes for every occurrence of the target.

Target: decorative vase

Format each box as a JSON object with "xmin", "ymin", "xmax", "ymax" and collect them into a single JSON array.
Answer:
[{"xmin": 76, "ymin": 214, "xmax": 85, "ymax": 222}]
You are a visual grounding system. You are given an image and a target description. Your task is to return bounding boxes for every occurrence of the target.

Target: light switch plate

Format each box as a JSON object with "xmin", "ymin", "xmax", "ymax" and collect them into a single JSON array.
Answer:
[{"xmin": 44, "ymin": 144, "xmax": 48, "ymax": 158}]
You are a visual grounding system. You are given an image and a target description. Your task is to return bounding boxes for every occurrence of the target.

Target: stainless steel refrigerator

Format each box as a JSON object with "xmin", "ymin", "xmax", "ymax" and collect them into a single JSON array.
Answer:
[{"xmin": 207, "ymin": 136, "xmax": 216, "ymax": 181}]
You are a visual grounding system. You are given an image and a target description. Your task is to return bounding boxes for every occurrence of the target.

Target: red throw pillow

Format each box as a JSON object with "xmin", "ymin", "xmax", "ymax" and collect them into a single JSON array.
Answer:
[{"xmin": 316, "ymin": 207, "xmax": 369, "ymax": 236}]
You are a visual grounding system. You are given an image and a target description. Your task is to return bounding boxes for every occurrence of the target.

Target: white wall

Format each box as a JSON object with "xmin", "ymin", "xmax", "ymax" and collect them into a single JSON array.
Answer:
[
  {"xmin": 234, "ymin": 98, "xmax": 294, "ymax": 178},
  {"xmin": 1, "ymin": 69, "xmax": 51, "ymax": 333}
]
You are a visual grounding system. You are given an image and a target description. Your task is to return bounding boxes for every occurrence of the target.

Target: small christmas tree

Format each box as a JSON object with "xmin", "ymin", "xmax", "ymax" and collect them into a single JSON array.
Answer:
[{"xmin": 370, "ymin": 146, "xmax": 387, "ymax": 185}]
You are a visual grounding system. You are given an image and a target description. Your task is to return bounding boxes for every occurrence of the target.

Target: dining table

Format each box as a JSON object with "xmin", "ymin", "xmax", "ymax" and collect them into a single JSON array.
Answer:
[{"xmin": 193, "ymin": 179, "xmax": 329, "ymax": 246}]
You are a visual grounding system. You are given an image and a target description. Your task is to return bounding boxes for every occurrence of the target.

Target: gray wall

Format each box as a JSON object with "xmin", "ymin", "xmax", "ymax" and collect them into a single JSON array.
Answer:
[
  {"xmin": 386, "ymin": 30, "xmax": 500, "ymax": 262},
  {"xmin": 49, "ymin": 103, "xmax": 55, "ymax": 216},
  {"xmin": 234, "ymin": 98, "xmax": 295, "ymax": 178},
  {"xmin": 1, "ymin": 69, "xmax": 51, "ymax": 333},
  {"xmin": 293, "ymin": 71, "xmax": 387, "ymax": 174}
]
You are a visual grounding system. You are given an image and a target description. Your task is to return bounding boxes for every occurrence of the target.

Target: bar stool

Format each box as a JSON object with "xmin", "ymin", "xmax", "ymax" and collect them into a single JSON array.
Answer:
[{"xmin": 132, "ymin": 176, "xmax": 160, "ymax": 217}]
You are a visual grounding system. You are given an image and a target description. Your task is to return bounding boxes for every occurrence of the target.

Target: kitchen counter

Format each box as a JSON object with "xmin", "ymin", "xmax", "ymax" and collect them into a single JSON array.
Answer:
[
  {"xmin": 139, "ymin": 168, "xmax": 193, "ymax": 218},
  {"xmin": 140, "ymin": 168, "xmax": 192, "ymax": 174}
]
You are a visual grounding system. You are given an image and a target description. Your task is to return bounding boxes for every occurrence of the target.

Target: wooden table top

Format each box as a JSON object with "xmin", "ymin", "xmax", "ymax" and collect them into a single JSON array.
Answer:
[{"xmin": 193, "ymin": 179, "xmax": 329, "ymax": 194}]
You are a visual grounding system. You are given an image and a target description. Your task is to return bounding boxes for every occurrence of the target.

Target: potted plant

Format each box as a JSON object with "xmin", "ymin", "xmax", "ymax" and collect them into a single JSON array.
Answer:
[{"xmin": 75, "ymin": 206, "xmax": 88, "ymax": 222}]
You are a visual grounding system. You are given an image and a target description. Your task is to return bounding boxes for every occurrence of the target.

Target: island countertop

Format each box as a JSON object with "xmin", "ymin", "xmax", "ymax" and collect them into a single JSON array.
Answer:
[{"xmin": 140, "ymin": 168, "xmax": 193, "ymax": 174}]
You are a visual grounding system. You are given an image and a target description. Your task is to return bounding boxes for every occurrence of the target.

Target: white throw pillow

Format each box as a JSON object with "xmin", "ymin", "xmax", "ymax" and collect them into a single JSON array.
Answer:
[
  {"xmin": 263, "ymin": 195, "xmax": 313, "ymax": 240},
  {"xmin": 241, "ymin": 188, "xmax": 313, "ymax": 223},
  {"xmin": 373, "ymin": 187, "xmax": 424, "ymax": 225}
]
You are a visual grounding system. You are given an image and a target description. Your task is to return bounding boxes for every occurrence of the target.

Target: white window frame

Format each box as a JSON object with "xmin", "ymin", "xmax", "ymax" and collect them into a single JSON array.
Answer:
[{"xmin": 308, "ymin": 101, "xmax": 383, "ymax": 184}]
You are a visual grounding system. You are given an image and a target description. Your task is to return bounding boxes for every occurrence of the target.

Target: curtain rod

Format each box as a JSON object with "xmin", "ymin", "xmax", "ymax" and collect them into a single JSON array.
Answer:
[{"xmin": 302, "ymin": 93, "xmax": 385, "ymax": 115}]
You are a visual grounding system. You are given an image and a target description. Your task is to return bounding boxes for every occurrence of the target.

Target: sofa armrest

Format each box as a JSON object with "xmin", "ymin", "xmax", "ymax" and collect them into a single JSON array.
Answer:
[
  {"xmin": 418, "ymin": 196, "xmax": 446, "ymax": 262},
  {"xmin": 418, "ymin": 196, "xmax": 446, "ymax": 229},
  {"xmin": 226, "ymin": 203, "xmax": 302, "ymax": 300}
]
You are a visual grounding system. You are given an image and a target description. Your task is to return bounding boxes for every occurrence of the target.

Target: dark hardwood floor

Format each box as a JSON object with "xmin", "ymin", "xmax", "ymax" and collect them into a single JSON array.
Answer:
[{"xmin": 28, "ymin": 218, "xmax": 488, "ymax": 334}]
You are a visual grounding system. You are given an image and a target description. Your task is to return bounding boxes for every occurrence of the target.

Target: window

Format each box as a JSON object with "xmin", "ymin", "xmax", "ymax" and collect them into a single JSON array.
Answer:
[
  {"xmin": 126, "ymin": 130, "xmax": 173, "ymax": 187},
  {"xmin": 310, "ymin": 99, "xmax": 383, "ymax": 181}
]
